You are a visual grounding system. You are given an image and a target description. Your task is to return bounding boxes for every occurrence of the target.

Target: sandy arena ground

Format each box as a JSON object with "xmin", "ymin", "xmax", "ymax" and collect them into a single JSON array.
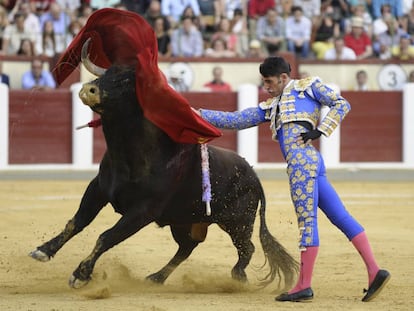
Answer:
[{"xmin": 0, "ymin": 177, "xmax": 413, "ymax": 311}]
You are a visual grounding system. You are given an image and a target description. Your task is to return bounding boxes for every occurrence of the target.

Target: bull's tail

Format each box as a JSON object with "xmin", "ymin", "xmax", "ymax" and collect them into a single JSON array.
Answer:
[{"xmin": 257, "ymin": 182, "xmax": 298, "ymax": 289}]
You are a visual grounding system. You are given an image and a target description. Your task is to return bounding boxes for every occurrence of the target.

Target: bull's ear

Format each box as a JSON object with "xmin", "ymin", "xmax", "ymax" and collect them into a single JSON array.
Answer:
[{"xmin": 81, "ymin": 38, "xmax": 107, "ymax": 77}]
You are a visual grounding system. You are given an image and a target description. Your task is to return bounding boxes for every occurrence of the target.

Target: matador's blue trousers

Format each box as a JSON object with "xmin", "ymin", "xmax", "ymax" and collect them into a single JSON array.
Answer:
[{"xmin": 277, "ymin": 122, "xmax": 364, "ymax": 250}]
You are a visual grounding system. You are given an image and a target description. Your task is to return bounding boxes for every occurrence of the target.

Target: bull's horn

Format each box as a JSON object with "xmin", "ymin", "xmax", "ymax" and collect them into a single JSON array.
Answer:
[{"xmin": 81, "ymin": 38, "xmax": 107, "ymax": 77}]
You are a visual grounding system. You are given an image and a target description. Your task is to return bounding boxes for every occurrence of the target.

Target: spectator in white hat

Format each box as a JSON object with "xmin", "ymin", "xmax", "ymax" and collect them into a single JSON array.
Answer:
[{"xmin": 344, "ymin": 16, "xmax": 373, "ymax": 59}]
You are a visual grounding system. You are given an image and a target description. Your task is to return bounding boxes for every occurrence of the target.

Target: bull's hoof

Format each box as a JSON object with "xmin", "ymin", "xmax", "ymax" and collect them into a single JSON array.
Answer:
[
  {"xmin": 69, "ymin": 274, "xmax": 90, "ymax": 289},
  {"xmin": 146, "ymin": 273, "xmax": 166, "ymax": 284},
  {"xmin": 29, "ymin": 249, "xmax": 51, "ymax": 262},
  {"xmin": 231, "ymin": 268, "xmax": 247, "ymax": 282}
]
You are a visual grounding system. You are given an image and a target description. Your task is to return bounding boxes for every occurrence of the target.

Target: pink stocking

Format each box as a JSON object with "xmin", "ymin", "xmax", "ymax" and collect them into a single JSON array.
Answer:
[
  {"xmin": 289, "ymin": 246, "xmax": 319, "ymax": 294},
  {"xmin": 351, "ymin": 231, "xmax": 380, "ymax": 285}
]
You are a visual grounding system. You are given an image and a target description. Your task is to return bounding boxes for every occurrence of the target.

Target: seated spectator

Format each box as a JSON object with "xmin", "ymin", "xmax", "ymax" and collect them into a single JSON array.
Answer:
[
  {"xmin": 285, "ymin": 6, "xmax": 312, "ymax": 58},
  {"xmin": 218, "ymin": 0, "xmax": 246, "ymax": 20},
  {"xmin": 210, "ymin": 17, "xmax": 239, "ymax": 55},
  {"xmin": 295, "ymin": 0, "xmax": 321, "ymax": 24},
  {"xmin": 354, "ymin": 69, "xmax": 370, "ymax": 90},
  {"xmin": 9, "ymin": 1, "xmax": 41, "ymax": 37},
  {"xmin": 36, "ymin": 20, "xmax": 65, "ymax": 57},
  {"xmin": 39, "ymin": 3, "xmax": 71, "ymax": 49},
  {"xmin": 203, "ymin": 66, "xmax": 232, "ymax": 92},
  {"xmin": 391, "ymin": 34, "xmax": 414, "ymax": 60},
  {"xmin": 347, "ymin": 3, "xmax": 373, "ymax": 37},
  {"xmin": 167, "ymin": 67, "xmax": 189, "ymax": 92},
  {"xmin": 371, "ymin": 0, "xmax": 404, "ymax": 20},
  {"xmin": 77, "ymin": 3, "xmax": 94, "ymax": 26},
  {"xmin": 153, "ymin": 16, "xmax": 171, "ymax": 57},
  {"xmin": 372, "ymin": 14, "xmax": 406, "ymax": 59},
  {"xmin": 197, "ymin": 0, "xmax": 220, "ymax": 36},
  {"xmin": 256, "ymin": 8, "xmax": 285, "ymax": 56},
  {"xmin": 324, "ymin": 35, "xmax": 357, "ymax": 60},
  {"xmin": 245, "ymin": 39, "xmax": 266, "ymax": 58},
  {"xmin": 322, "ymin": 0, "xmax": 350, "ymax": 31},
  {"xmin": 344, "ymin": 16, "xmax": 373, "ymax": 59},
  {"xmin": 372, "ymin": 4, "xmax": 394, "ymax": 37},
  {"xmin": 182, "ymin": 5, "xmax": 202, "ymax": 30},
  {"xmin": 402, "ymin": 6, "xmax": 414, "ymax": 36},
  {"xmin": 161, "ymin": 0, "xmax": 201, "ymax": 28},
  {"xmin": 311, "ymin": 5, "xmax": 341, "ymax": 59},
  {"xmin": 171, "ymin": 16, "xmax": 204, "ymax": 57},
  {"xmin": 247, "ymin": 0, "xmax": 275, "ymax": 40},
  {"xmin": 66, "ymin": 19, "xmax": 82, "ymax": 46},
  {"xmin": 2, "ymin": 12, "xmax": 37, "ymax": 55},
  {"xmin": 230, "ymin": 8, "xmax": 249, "ymax": 56},
  {"xmin": 17, "ymin": 38, "xmax": 36, "ymax": 56},
  {"xmin": 145, "ymin": 0, "xmax": 171, "ymax": 31},
  {"xmin": 204, "ymin": 37, "xmax": 237, "ymax": 57},
  {"xmin": 22, "ymin": 59, "xmax": 56, "ymax": 91},
  {"xmin": 0, "ymin": 61, "xmax": 10, "ymax": 87}
]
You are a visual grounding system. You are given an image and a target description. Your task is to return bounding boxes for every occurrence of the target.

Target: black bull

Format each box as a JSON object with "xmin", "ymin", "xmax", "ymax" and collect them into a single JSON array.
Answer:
[{"xmin": 30, "ymin": 65, "xmax": 297, "ymax": 289}]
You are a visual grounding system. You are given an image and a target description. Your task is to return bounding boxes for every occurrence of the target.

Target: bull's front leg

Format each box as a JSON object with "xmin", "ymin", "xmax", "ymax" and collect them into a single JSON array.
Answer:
[
  {"xmin": 69, "ymin": 208, "xmax": 155, "ymax": 288},
  {"xmin": 29, "ymin": 177, "xmax": 108, "ymax": 262}
]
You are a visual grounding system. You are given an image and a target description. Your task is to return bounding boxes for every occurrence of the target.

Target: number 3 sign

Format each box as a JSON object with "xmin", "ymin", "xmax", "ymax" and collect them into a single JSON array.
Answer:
[{"xmin": 377, "ymin": 64, "xmax": 407, "ymax": 90}]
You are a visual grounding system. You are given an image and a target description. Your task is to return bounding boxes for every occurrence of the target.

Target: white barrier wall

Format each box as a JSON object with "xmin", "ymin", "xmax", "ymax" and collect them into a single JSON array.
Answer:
[
  {"xmin": 403, "ymin": 83, "xmax": 414, "ymax": 166},
  {"xmin": 319, "ymin": 83, "xmax": 341, "ymax": 167},
  {"xmin": 319, "ymin": 105, "xmax": 341, "ymax": 167},
  {"xmin": 237, "ymin": 84, "xmax": 259, "ymax": 166},
  {"xmin": 71, "ymin": 83, "xmax": 94, "ymax": 169}
]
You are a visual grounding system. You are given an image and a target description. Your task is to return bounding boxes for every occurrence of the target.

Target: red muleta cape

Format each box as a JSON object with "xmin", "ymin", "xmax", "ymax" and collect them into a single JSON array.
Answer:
[{"xmin": 53, "ymin": 8, "xmax": 221, "ymax": 144}]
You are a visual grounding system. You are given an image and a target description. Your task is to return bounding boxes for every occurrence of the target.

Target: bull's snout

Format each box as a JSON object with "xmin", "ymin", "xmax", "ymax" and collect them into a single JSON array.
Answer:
[{"xmin": 79, "ymin": 83, "xmax": 100, "ymax": 108}]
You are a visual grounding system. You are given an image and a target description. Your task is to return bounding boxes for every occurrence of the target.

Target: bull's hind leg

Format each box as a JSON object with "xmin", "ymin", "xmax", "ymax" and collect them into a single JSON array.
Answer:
[
  {"xmin": 146, "ymin": 224, "xmax": 201, "ymax": 284},
  {"xmin": 30, "ymin": 177, "xmax": 108, "ymax": 262},
  {"xmin": 219, "ymin": 220, "xmax": 255, "ymax": 282}
]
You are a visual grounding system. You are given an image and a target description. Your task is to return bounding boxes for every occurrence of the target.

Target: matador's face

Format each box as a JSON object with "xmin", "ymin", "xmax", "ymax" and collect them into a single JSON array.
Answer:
[{"xmin": 261, "ymin": 73, "xmax": 290, "ymax": 97}]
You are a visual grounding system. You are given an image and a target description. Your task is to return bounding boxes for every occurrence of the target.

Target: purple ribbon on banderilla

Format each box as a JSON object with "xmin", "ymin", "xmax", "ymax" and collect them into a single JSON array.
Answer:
[{"xmin": 200, "ymin": 143, "xmax": 211, "ymax": 216}]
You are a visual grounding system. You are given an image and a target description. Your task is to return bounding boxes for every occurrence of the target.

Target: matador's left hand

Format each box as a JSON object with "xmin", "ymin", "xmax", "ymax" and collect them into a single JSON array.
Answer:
[{"xmin": 299, "ymin": 129, "xmax": 323, "ymax": 143}]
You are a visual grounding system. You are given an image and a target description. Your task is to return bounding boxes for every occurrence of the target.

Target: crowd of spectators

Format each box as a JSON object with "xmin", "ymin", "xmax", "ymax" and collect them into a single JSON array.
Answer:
[
  {"xmin": 1, "ymin": 0, "xmax": 414, "ymax": 61},
  {"xmin": 1, "ymin": 0, "xmax": 414, "ymax": 89}
]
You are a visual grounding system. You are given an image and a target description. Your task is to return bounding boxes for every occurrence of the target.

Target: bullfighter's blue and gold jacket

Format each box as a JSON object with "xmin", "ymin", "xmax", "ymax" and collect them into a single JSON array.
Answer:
[{"xmin": 200, "ymin": 77, "xmax": 351, "ymax": 140}]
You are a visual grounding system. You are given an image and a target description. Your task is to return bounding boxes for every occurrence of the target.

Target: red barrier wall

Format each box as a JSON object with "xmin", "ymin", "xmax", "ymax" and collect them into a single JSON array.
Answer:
[
  {"xmin": 9, "ymin": 90, "xmax": 72, "ymax": 164},
  {"xmin": 340, "ymin": 91, "xmax": 402, "ymax": 162},
  {"xmin": 7, "ymin": 90, "xmax": 403, "ymax": 164}
]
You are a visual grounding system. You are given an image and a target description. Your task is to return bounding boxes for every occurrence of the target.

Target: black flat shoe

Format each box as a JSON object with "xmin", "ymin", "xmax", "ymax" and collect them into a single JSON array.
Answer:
[
  {"xmin": 275, "ymin": 288, "xmax": 314, "ymax": 302},
  {"xmin": 362, "ymin": 269, "xmax": 391, "ymax": 302}
]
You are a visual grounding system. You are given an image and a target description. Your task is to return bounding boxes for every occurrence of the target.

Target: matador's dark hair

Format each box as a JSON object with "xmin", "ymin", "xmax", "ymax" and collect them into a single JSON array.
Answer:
[{"xmin": 259, "ymin": 57, "xmax": 291, "ymax": 77}]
